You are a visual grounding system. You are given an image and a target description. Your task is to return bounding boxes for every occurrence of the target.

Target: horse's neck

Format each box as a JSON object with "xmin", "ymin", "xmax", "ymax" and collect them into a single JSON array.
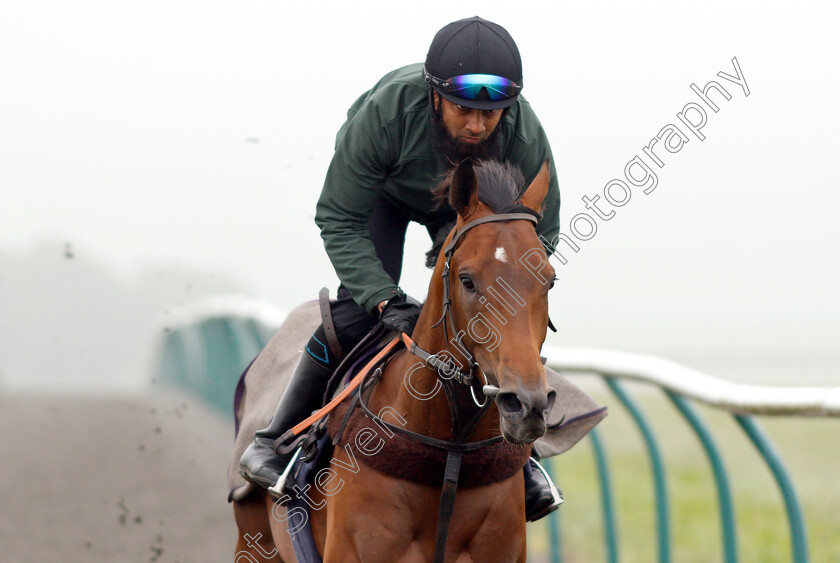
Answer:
[{"xmin": 373, "ymin": 284, "xmax": 500, "ymax": 443}]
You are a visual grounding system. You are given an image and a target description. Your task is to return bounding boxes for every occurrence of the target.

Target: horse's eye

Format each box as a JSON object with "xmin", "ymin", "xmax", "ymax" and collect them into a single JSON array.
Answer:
[
  {"xmin": 549, "ymin": 277, "xmax": 557, "ymax": 290},
  {"xmin": 459, "ymin": 274, "xmax": 476, "ymax": 292}
]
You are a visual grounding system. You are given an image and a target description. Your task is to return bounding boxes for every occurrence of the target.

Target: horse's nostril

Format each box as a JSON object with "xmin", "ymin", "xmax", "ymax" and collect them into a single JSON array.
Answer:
[
  {"xmin": 496, "ymin": 392, "xmax": 525, "ymax": 419},
  {"xmin": 544, "ymin": 389, "xmax": 557, "ymax": 417}
]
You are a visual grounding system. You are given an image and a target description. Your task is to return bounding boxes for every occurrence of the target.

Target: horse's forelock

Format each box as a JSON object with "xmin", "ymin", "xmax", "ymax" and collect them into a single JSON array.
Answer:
[
  {"xmin": 426, "ymin": 160, "xmax": 540, "ymax": 267},
  {"xmin": 432, "ymin": 160, "xmax": 533, "ymax": 214},
  {"xmin": 474, "ymin": 160, "xmax": 523, "ymax": 212}
]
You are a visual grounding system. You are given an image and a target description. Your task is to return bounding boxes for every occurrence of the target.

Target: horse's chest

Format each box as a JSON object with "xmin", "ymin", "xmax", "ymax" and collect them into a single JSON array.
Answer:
[
  {"xmin": 326, "ymin": 462, "xmax": 527, "ymax": 563},
  {"xmin": 327, "ymin": 400, "xmax": 531, "ymax": 488}
]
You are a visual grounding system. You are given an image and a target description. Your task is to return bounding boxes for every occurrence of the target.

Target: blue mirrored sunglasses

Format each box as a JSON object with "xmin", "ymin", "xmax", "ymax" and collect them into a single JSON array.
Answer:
[{"xmin": 424, "ymin": 67, "xmax": 522, "ymax": 102}]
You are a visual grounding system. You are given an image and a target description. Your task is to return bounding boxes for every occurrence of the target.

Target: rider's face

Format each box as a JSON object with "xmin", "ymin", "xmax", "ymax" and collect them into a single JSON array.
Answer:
[{"xmin": 436, "ymin": 94, "xmax": 504, "ymax": 148}]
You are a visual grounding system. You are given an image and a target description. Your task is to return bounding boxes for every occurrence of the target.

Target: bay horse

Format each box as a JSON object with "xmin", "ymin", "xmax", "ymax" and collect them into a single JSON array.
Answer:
[{"xmin": 234, "ymin": 158, "xmax": 557, "ymax": 562}]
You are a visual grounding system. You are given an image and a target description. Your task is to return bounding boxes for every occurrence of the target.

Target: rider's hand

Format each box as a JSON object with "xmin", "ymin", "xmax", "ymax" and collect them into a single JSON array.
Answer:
[{"xmin": 379, "ymin": 293, "xmax": 422, "ymax": 335}]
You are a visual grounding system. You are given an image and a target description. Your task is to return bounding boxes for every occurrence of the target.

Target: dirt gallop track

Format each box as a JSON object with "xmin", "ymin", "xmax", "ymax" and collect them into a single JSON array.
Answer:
[{"xmin": 0, "ymin": 390, "xmax": 237, "ymax": 562}]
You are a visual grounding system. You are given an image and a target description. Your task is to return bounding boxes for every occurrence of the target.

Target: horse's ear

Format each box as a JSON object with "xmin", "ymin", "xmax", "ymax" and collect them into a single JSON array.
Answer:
[
  {"xmin": 449, "ymin": 158, "xmax": 479, "ymax": 216},
  {"xmin": 520, "ymin": 159, "xmax": 550, "ymax": 213}
]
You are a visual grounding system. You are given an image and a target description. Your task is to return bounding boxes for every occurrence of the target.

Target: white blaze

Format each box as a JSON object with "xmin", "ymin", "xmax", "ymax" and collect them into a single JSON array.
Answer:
[{"xmin": 495, "ymin": 247, "xmax": 508, "ymax": 263}]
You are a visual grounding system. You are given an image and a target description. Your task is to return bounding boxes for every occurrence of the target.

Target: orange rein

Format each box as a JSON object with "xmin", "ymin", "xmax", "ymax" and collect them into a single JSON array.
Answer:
[{"xmin": 287, "ymin": 335, "xmax": 403, "ymax": 437}]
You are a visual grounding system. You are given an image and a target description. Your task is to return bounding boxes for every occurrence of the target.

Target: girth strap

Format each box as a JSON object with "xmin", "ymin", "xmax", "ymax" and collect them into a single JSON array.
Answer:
[{"xmin": 434, "ymin": 450, "xmax": 463, "ymax": 563}]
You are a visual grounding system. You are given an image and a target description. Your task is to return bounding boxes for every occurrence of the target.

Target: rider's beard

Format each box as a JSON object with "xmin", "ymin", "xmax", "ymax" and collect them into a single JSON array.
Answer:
[{"xmin": 429, "ymin": 107, "xmax": 504, "ymax": 165}]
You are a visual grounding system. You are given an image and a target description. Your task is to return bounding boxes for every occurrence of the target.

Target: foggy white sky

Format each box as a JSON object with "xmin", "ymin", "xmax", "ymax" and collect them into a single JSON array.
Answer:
[{"xmin": 1, "ymin": 0, "xmax": 838, "ymax": 388}]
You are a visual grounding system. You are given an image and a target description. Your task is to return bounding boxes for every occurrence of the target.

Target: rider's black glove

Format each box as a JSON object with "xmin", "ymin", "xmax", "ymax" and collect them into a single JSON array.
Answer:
[{"xmin": 380, "ymin": 293, "xmax": 423, "ymax": 335}]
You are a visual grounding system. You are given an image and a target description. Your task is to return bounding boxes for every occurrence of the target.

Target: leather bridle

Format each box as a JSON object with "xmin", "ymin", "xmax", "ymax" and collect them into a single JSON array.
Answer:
[{"xmin": 408, "ymin": 211, "xmax": 540, "ymax": 407}]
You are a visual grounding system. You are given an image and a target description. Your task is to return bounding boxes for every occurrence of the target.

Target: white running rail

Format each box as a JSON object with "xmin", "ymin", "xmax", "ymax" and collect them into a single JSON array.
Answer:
[{"xmin": 542, "ymin": 345, "xmax": 840, "ymax": 417}]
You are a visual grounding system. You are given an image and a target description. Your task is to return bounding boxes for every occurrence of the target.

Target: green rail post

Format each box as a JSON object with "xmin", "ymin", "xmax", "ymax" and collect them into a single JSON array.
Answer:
[
  {"xmin": 604, "ymin": 378, "xmax": 671, "ymax": 563},
  {"xmin": 665, "ymin": 392, "xmax": 737, "ymax": 563},
  {"xmin": 590, "ymin": 426, "xmax": 618, "ymax": 563},
  {"xmin": 734, "ymin": 414, "xmax": 809, "ymax": 563},
  {"xmin": 548, "ymin": 456, "xmax": 563, "ymax": 563}
]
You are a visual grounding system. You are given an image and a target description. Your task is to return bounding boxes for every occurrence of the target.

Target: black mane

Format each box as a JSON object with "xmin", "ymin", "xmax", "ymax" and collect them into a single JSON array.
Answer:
[{"xmin": 425, "ymin": 159, "xmax": 541, "ymax": 268}]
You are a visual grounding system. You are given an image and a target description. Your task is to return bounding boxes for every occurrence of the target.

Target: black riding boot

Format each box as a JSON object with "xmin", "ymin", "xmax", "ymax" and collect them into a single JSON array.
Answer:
[
  {"xmin": 238, "ymin": 350, "xmax": 334, "ymax": 491},
  {"xmin": 524, "ymin": 457, "xmax": 564, "ymax": 522}
]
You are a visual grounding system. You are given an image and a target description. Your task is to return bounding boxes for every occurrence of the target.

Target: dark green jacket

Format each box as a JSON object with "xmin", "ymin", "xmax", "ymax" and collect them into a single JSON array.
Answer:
[{"xmin": 315, "ymin": 63, "xmax": 560, "ymax": 314}]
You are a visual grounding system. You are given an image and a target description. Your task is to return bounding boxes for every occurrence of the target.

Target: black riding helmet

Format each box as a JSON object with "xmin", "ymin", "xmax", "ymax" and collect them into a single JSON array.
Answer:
[{"xmin": 424, "ymin": 16, "xmax": 523, "ymax": 111}]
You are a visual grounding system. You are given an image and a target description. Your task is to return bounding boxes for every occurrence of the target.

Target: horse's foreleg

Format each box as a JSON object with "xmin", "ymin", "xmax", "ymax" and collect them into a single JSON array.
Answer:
[{"xmin": 233, "ymin": 490, "xmax": 284, "ymax": 562}]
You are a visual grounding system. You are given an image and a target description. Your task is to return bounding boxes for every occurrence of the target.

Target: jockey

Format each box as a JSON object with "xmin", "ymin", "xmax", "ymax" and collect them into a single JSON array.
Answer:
[{"xmin": 240, "ymin": 16, "xmax": 563, "ymax": 522}]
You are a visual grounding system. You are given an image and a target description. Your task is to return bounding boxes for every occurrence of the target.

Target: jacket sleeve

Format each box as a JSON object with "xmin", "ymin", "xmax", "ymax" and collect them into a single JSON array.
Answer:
[
  {"xmin": 512, "ymin": 105, "xmax": 561, "ymax": 254},
  {"xmin": 314, "ymin": 97, "xmax": 402, "ymax": 315},
  {"xmin": 536, "ymin": 153, "xmax": 561, "ymax": 255}
]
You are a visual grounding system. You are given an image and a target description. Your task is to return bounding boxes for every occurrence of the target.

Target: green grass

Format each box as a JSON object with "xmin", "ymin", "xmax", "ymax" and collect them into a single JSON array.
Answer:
[{"xmin": 526, "ymin": 380, "xmax": 840, "ymax": 562}]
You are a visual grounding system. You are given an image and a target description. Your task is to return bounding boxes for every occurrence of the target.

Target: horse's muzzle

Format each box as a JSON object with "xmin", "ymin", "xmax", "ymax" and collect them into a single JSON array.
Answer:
[{"xmin": 495, "ymin": 386, "xmax": 557, "ymax": 443}]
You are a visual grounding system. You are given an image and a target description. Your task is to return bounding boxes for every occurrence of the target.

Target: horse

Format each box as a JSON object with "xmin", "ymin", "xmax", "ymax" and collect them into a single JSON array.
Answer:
[{"xmin": 234, "ymin": 158, "xmax": 557, "ymax": 563}]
